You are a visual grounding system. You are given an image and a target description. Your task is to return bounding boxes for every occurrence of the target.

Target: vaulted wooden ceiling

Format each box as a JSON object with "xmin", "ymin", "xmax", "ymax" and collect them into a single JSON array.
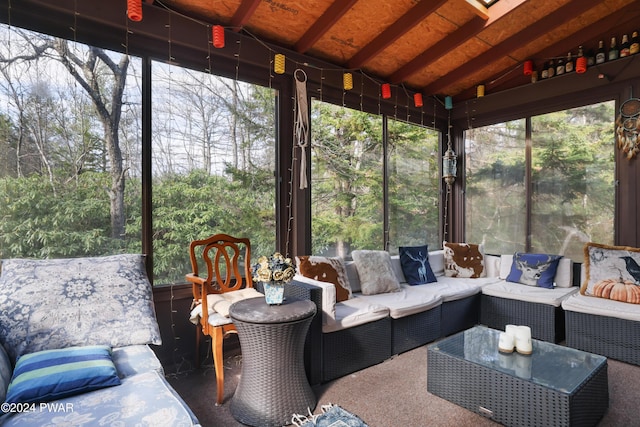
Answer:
[{"xmin": 154, "ymin": 0, "xmax": 640, "ymax": 102}]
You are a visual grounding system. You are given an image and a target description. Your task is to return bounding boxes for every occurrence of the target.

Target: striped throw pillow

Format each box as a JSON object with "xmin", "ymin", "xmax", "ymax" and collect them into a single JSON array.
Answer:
[{"xmin": 5, "ymin": 345, "xmax": 120, "ymax": 404}]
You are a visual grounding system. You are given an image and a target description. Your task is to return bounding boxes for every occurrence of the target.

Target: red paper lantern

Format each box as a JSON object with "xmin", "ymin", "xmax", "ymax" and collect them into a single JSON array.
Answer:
[
  {"xmin": 212, "ymin": 25, "xmax": 225, "ymax": 49},
  {"xmin": 381, "ymin": 83, "xmax": 391, "ymax": 99},
  {"xmin": 575, "ymin": 56, "xmax": 587, "ymax": 74},
  {"xmin": 127, "ymin": 0, "xmax": 142, "ymax": 22},
  {"xmin": 414, "ymin": 93, "xmax": 423, "ymax": 108},
  {"xmin": 523, "ymin": 60, "xmax": 533, "ymax": 76}
]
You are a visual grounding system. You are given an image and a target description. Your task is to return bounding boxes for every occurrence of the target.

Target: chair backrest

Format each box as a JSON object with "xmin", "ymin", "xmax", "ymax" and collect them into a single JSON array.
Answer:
[{"xmin": 188, "ymin": 233, "xmax": 253, "ymax": 294}]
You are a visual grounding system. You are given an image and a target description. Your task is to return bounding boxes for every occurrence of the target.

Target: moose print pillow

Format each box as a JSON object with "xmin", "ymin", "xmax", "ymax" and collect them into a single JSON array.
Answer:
[{"xmin": 506, "ymin": 252, "xmax": 563, "ymax": 289}]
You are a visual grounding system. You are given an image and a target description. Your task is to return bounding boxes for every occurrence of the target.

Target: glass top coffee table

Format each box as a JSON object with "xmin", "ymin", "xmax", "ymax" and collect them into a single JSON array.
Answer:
[{"xmin": 427, "ymin": 325, "xmax": 608, "ymax": 427}]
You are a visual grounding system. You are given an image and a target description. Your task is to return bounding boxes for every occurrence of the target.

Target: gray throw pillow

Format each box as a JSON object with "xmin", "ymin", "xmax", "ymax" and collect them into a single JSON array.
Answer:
[{"xmin": 351, "ymin": 250, "xmax": 401, "ymax": 295}]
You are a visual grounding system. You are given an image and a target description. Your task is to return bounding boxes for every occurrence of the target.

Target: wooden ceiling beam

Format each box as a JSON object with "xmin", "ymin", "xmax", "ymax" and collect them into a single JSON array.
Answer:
[
  {"xmin": 295, "ymin": 0, "xmax": 359, "ymax": 53},
  {"xmin": 389, "ymin": 0, "xmax": 526, "ymax": 84},
  {"xmin": 423, "ymin": 0, "xmax": 603, "ymax": 96},
  {"xmin": 230, "ymin": 0, "xmax": 261, "ymax": 30},
  {"xmin": 346, "ymin": 0, "xmax": 447, "ymax": 69}
]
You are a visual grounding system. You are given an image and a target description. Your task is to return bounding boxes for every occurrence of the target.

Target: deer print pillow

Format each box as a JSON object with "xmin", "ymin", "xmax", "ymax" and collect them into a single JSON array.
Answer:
[
  {"xmin": 399, "ymin": 245, "xmax": 437, "ymax": 285},
  {"xmin": 506, "ymin": 252, "xmax": 562, "ymax": 289}
]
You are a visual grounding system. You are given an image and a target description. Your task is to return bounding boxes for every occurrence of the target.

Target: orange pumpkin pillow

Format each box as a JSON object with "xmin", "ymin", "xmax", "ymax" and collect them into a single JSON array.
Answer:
[
  {"xmin": 296, "ymin": 256, "xmax": 352, "ymax": 302},
  {"xmin": 581, "ymin": 242, "xmax": 640, "ymax": 304}
]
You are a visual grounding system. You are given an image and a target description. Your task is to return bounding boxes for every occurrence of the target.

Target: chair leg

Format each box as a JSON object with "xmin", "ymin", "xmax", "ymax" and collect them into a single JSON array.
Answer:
[
  {"xmin": 195, "ymin": 323, "xmax": 202, "ymax": 369},
  {"xmin": 212, "ymin": 328, "xmax": 225, "ymax": 405}
]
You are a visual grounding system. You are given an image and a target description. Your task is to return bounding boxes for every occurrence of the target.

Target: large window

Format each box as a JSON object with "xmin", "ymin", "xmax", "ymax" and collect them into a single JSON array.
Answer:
[
  {"xmin": 310, "ymin": 100, "xmax": 440, "ymax": 257},
  {"xmin": 151, "ymin": 63, "xmax": 277, "ymax": 284},
  {"xmin": 310, "ymin": 101, "xmax": 383, "ymax": 257},
  {"xmin": 0, "ymin": 24, "xmax": 278, "ymax": 286},
  {"xmin": 387, "ymin": 118, "xmax": 440, "ymax": 254},
  {"xmin": 465, "ymin": 101, "xmax": 615, "ymax": 260},
  {"xmin": 0, "ymin": 25, "xmax": 142, "ymax": 260},
  {"xmin": 465, "ymin": 120, "xmax": 526, "ymax": 254}
]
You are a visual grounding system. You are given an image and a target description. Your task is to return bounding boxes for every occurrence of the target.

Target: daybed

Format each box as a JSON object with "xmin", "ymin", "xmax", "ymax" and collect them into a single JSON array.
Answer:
[
  {"xmin": 0, "ymin": 255, "xmax": 200, "ymax": 426},
  {"xmin": 562, "ymin": 242, "xmax": 640, "ymax": 366}
]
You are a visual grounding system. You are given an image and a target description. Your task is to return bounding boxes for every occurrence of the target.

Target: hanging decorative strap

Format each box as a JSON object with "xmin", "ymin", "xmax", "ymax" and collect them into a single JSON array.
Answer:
[{"xmin": 294, "ymin": 69, "xmax": 309, "ymax": 189}]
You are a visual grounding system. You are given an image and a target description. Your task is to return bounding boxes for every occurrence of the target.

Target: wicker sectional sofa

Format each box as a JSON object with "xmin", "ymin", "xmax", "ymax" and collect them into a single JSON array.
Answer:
[
  {"xmin": 561, "ymin": 242, "xmax": 640, "ymax": 366},
  {"xmin": 293, "ymin": 250, "xmax": 502, "ymax": 383},
  {"xmin": 292, "ymin": 249, "xmax": 583, "ymax": 384}
]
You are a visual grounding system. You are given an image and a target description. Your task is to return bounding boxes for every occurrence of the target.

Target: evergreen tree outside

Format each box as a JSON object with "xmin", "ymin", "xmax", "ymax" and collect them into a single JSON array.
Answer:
[{"xmin": 465, "ymin": 101, "xmax": 615, "ymax": 261}]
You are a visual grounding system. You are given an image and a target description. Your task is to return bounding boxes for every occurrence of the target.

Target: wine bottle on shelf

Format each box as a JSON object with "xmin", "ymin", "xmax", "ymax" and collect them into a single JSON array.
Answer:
[
  {"xmin": 540, "ymin": 61, "xmax": 549, "ymax": 79},
  {"xmin": 595, "ymin": 40, "xmax": 606, "ymax": 64},
  {"xmin": 586, "ymin": 48, "xmax": 595, "ymax": 66},
  {"xmin": 565, "ymin": 52, "xmax": 574, "ymax": 73},
  {"xmin": 620, "ymin": 34, "xmax": 630, "ymax": 57},
  {"xmin": 630, "ymin": 31, "xmax": 639, "ymax": 55},
  {"xmin": 556, "ymin": 55, "xmax": 565, "ymax": 75},
  {"xmin": 609, "ymin": 37, "xmax": 619, "ymax": 61},
  {"xmin": 547, "ymin": 59, "xmax": 555, "ymax": 78}
]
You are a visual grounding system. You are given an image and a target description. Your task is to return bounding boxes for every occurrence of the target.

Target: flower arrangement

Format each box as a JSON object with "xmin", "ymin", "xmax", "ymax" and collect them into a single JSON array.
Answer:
[{"xmin": 252, "ymin": 252, "xmax": 296, "ymax": 284}]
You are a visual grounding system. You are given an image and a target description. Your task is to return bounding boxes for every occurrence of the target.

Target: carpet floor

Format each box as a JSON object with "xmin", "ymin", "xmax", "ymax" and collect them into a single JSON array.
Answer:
[{"xmin": 167, "ymin": 339, "xmax": 639, "ymax": 427}]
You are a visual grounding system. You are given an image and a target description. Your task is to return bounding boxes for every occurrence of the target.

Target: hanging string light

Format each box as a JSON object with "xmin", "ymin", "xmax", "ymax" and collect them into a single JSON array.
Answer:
[
  {"xmin": 575, "ymin": 46, "xmax": 587, "ymax": 74},
  {"xmin": 444, "ymin": 95, "xmax": 453, "ymax": 110},
  {"xmin": 381, "ymin": 83, "xmax": 391, "ymax": 99},
  {"xmin": 127, "ymin": 0, "xmax": 143, "ymax": 22},
  {"xmin": 476, "ymin": 84, "xmax": 485, "ymax": 98},
  {"xmin": 274, "ymin": 53, "xmax": 285, "ymax": 74},
  {"xmin": 212, "ymin": 25, "xmax": 225, "ymax": 48},
  {"xmin": 343, "ymin": 72, "xmax": 353, "ymax": 91},
  {"xmin": 414, "ymin": 92, "xmax": 423, "ymax": 108},
  {"xmin": 523, "ymin": 59, "xmax": 533, "ymax": 76}
]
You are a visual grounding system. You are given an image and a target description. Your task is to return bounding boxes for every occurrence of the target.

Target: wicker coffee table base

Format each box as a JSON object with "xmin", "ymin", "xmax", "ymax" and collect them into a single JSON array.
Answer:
[{"xmin": 428, "ymin": 344, "xmax": 609, "ymax": 427}]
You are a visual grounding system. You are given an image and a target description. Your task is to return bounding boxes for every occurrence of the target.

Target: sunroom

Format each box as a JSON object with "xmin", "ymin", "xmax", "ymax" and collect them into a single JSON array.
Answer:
[{"xmin": 0, "ymin": 1, "xmax": 640, "ymax": 426}]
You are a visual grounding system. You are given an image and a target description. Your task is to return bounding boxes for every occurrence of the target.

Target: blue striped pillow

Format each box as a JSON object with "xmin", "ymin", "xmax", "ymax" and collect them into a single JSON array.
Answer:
[{"xmin": 5, "ymin": 345, "xmax": 121, "ymax": 404}]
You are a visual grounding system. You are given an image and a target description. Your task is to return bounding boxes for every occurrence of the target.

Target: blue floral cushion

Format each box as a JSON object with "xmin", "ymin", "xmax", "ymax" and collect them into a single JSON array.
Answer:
[
  {"xmin": 5, "ymin": 345, "xmax": 120, "ymax": 404},
  {"xmin": 506, "ymin": 252, "xmax": 562, "ymax": 289},
  {"xmin": 0, "ymin": 255, "xmax": 161, "ymax": 362},
  {"xmin": 0, "ymin": 370, "xmax": 200, "ymax": 427},
  {"xmin": 399, "ymin": 246, "xmax": 437, "ymax": 285},
  {"xmin": 112, "ymin": 345, "xmax": 164, "ymax": 378}
]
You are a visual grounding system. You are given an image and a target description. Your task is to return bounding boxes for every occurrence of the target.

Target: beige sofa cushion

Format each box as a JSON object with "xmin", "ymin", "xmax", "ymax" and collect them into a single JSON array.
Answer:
[
  {"xmin": 562, "ymin": 293, "xmax": 640, "ymax": 322},
  {"xmin": 482, "ymin": 280, "xmax": 578, "ymax": 307},
  {"xmin": 325, "ymin": 298, "xmax": 390, "ymax": 333},
  {"xmin": 356, "ymin": 286, "xmax": 442, "ymax": 319}
]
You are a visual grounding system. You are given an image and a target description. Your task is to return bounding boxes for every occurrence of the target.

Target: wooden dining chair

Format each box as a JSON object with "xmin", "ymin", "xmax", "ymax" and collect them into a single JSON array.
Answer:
[{"xmin": 186, "ymin": 233, "xmax": 262, "ymax": 405}]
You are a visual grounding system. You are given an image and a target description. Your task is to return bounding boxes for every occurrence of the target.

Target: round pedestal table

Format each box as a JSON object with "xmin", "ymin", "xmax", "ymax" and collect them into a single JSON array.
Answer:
[{"xmin": 229, "ymin": 297, "xmax": 317, "ymax": 427}]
